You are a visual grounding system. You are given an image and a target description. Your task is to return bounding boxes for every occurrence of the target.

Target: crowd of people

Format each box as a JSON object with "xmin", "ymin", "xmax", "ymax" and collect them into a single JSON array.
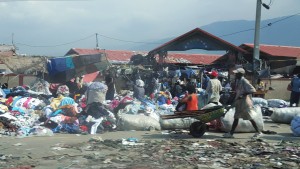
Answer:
[
  {"xmin": 0, "ymin": 67, "xmax": 266, "ymax": 138},
  {"xmin": 129, "ymin": 67, "xmax": 264, "ymax": 138}
]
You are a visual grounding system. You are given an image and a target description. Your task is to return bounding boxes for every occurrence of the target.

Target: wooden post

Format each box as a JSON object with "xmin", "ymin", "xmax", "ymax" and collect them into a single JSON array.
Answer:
[{"xmin": 19, "ymin": 74, "xmax": 24, "ymax": 86}]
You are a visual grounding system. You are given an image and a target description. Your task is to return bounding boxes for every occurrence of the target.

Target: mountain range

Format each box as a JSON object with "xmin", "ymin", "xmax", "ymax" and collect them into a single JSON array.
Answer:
[{"xmin": 130, "ymin": 15, "xmax": 300, "ymax": 53}]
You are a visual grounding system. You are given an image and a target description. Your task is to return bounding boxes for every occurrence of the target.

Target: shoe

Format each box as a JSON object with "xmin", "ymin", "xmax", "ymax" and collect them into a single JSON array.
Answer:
[
  {"xmin": 252, "ymin": 132, "xmax": 263, "ymax": 138},
  {"xmin": 223, "ymin": 132, "xmax": 234, "ymax": 138}
]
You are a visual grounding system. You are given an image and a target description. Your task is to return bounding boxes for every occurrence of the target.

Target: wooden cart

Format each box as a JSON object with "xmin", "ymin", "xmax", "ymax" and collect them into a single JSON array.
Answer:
[{"xmin": 160, "ymin": 105, "xmax": 225, "ymax": 138}]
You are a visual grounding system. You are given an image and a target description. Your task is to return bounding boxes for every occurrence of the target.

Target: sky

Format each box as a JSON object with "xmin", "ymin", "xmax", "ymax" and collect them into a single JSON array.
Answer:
[{"xmin": 0, "ymin": 0, "xmax": 299, "ymax": 56}]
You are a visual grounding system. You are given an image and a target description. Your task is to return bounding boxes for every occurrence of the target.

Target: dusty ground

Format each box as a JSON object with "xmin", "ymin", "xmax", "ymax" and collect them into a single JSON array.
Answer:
[{"xmin": 0, "ymin": 120, "xmax": 299, "ymax": 169}]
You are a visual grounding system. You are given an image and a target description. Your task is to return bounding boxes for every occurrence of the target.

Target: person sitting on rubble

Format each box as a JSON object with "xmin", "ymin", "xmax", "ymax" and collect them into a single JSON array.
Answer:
[
  {"xmin": 175, "ymin": 84, "xmax": 198, "ymax": 111},
  {"xmin": 43, "ymin": 85, "xmax": 70, "ymax": 118},
  {"xmin": 149, "ymin": 72, "xmax": 160, "ymax": 96},
  {"xmin": 172, "ymin": 79, "xmax": 183, "ymax": 98},
  {"xmin": 65, "ymin": 76, "xmax": 85, "ymax": 99},
  {"xmin": 133, "ymin": 79, "xmax": 145, "ymax": 101},
  {"xmin": 1, "ymin": 83, "xmax": 8, "ymax": 89}
]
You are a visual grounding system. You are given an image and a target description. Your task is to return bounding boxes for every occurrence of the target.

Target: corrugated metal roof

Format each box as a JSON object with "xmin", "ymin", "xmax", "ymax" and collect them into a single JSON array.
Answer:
[
  {"xmin": 165, "ymin": 53, "xmax": 221, "ymax": 65},
  {"xmin": 83, "ymin": 71, "xmax": 100, "ymax": 82},
  {"xmin": 65, "ymin": 48, "xmax": 220, "ymax": 65},
  {"xmin": 242, "ymin": 44, "xmax": 300, "ymax": 58},
  {"xmin": 66, "ymin": 48, "xmax": 147, "ymax": 63}
]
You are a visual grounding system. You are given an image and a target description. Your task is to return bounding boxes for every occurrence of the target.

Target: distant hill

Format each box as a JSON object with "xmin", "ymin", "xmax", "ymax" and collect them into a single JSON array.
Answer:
[{"xmin": 131, "ymin": 15, "xmax": 300, "ymax": 52}]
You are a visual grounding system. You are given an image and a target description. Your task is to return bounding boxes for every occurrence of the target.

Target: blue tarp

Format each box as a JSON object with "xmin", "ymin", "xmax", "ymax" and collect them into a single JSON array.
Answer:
[{"xmin": 46, "ymin": 54, "xmax": 109, "ymax": 83}]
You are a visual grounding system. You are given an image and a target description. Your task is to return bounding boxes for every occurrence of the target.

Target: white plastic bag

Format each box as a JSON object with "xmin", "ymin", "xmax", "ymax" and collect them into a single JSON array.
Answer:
[
  {"xmin": 267, "ymin": 99, "xmax": 289, "ymax": 108},
  {"xmin": 220, "ymin": 106, "xmax": 264, "ymax": 133},
  {"xmin": 118, "ymin": 114, "xmax": 161, "ymax": 131},
  {"xmin": 31, "ymin": 126, "xmax": 54, "ymax": 136},
  {"xmin": 252, "ymin": 97, "xmax": 268, "ymax": 107},
  {"xmin": 270, "ymin": 107, "xmax": 300, "ymax": 124}
]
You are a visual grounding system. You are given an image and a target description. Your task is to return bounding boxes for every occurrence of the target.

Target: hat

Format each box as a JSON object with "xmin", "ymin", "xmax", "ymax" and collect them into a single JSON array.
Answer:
[
  {"xmin": 208, "ymin": 70, "xmax": 218, "ymax": 77},
  {"xmin": 233, "ymin": 68, "xmax": 245, "ymax": 74}
]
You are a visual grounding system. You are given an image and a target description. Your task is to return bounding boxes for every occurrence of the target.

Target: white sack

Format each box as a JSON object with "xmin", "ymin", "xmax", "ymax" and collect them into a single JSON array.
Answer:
[
  {"xmin": 252, "ymin": 97, "xmax": 268, "ymax": 107},
  {"xmin": 267, "ymin": 99, "xmax": 289, "ymax": 108},
  {"xmin": 118, "ymin": 114, "xmax": 161, "ymax": 131},
  {"xmin": 291, "ymin": 116, "xmax": 300, "ymax": 137},
  {"xmin": 160, "ymin": 118, "xmax": 198, "ymax": 130},
  {"xmin": 147, "ymin": 111, "xmax": 160, "ymax": 122},
  {"xmin": 220, "ymin": 106, "xmax": 264, "ymax": 133},
  {"xmin": 270, "ymin": 107, "xmax": 300, "ymax": 124}
]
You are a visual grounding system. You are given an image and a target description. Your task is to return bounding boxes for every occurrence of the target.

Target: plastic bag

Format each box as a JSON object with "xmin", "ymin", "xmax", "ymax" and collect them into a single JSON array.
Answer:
[
  {"xmin": 118, "ymin": 114, "xmax": 161, "ymax": 131},
  {"xmin": 271, "ymin": 107, "xmax": 300, "ymax": 124},
  {"xmin": 221, "ymin": 106, "xmax": 264, "ymax": 133}
]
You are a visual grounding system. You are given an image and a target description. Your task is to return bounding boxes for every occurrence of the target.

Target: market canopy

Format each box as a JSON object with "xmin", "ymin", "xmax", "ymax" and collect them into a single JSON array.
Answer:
[
  {"xmin": 46, "ymin": 53, "xmax": 109, "ymax": 83},
  {"xmin": 148, "ymin": 28, "xmax": 247, "ymax": 57}
]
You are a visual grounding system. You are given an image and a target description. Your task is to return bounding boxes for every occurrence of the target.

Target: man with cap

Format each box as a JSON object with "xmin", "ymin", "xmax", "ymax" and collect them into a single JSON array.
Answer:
[
  {"xmin": 206, "ymin": 70, "xmax": 222, "ymax": 104},
  {"xmin": 223, "ymin": 68, "xmax": 263, "ymax": 138}
]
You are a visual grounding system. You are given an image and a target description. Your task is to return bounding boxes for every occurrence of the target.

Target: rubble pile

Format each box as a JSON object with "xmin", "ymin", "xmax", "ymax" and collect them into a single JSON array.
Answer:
[{"xmin": 3, "ymin": 138, "xmax": 299, "ymax": 169}]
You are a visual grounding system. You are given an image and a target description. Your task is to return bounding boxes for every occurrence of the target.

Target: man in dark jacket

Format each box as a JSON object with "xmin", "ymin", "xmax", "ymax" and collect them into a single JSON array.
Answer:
[{"xmin": 105, "ymin": 74, "xmax": 115, "ymax": 100}]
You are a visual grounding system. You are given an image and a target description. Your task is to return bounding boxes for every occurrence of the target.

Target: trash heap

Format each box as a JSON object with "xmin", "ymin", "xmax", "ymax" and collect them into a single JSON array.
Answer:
[{"xmin": 2, "ymin": 138, "xmax": 299, "ymax": 168}]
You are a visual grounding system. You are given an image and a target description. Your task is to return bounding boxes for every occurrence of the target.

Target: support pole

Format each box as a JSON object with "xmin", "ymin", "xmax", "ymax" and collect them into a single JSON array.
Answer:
[
  {"xmin": 252, "ymin": 0, "xmax": 262, "ymax": 85},
  {"xmin": 96, "ymin": 33, "xmax": 99, "ymax": 50}
]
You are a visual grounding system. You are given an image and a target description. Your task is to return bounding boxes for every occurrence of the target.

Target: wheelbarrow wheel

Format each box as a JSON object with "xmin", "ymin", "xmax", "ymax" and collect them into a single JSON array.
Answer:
[{"xmin": 190, "ymin": 121, "xmax": 207, "ymax": 138}]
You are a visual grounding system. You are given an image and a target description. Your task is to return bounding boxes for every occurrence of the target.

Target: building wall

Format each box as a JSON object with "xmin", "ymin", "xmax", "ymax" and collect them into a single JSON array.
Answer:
[
  {"xmin": 260, "ymin": 78, "xmax": 291, "ymax": 101},
  {"xmin": 0, "ymin": 74, "xmax": 38, "ymax": 88}
]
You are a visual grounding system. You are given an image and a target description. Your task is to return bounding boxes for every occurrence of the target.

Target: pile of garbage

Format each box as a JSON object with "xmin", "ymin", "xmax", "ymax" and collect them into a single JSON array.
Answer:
[
  {"xmin": 2, "ymin": 137, "xmax": 299, "ymax": 168},
  {"xmin": 1, "ymin": 80, "xmax": 300, "ymax": 137}
]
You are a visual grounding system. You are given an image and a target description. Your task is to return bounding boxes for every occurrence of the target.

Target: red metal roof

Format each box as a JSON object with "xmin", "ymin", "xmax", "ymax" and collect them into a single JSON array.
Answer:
[
  {"xmin": 65, "ymin": 48, "xmax": 220, "ymax": 65},
  {"xmin": 165, "ymin": 53, "xmax": 221, "ymax": 65},
  {"xmin": 66, "ymin": 48, "xmax": 147, "ymax": 63},
  {"xmin": 82, "ymin": 71, "xmax": 100, "ymax": 83},
  {"xmin": 241, "ymin": 44, "xmax": 300, "ymax": 58}
]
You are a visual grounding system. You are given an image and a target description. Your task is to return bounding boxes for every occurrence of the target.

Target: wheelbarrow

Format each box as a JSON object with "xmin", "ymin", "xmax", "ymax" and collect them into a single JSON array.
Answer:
[{"xmin": 160, "ymin": 105, "xmax": 225, "ymax": 138}]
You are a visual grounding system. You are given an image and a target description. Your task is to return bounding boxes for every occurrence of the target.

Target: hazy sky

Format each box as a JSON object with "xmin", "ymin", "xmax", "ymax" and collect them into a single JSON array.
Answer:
[{"xmin": 0, "ymin": 0, "xmax": 299, "ymax": 56}]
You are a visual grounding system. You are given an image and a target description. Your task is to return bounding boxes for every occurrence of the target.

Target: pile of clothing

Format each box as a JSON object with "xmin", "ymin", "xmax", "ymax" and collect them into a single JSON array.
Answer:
[{"xmin": 0, "ymin": 82, "xmax": 117, "ymax": 136}]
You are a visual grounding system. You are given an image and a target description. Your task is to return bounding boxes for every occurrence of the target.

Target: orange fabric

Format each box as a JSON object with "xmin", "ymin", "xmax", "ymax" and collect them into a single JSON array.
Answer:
[{"xmin": 186, "ymin": 94, "xmax": 198, "ymax": 111}]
